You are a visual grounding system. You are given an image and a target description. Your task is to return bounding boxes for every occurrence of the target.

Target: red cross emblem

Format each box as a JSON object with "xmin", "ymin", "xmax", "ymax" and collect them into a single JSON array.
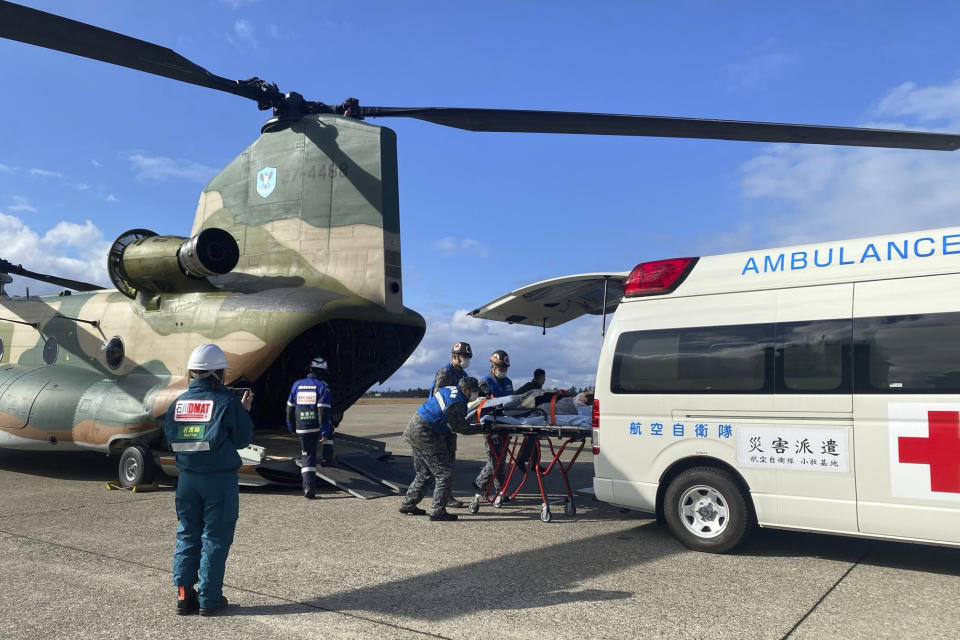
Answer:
[{"xmin": 898, "ymin": 411, "xmax": 960, "ymax": 493}]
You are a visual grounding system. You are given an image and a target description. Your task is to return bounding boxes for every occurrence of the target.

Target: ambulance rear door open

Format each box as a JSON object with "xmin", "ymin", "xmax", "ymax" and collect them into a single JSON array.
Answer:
[{"xmin": 468, "ymin": 272, "xmax": 628, "ymax": 330}]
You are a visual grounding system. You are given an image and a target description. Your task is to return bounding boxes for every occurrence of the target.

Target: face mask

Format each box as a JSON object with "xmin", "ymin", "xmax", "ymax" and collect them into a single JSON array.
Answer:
[
  {"xmin": 493, "ymin": 369, "xmax": 506, "ymax": 379},
  {"xmin": 458, "ymin": 357, "xmax": 471, "ymax": 369}
]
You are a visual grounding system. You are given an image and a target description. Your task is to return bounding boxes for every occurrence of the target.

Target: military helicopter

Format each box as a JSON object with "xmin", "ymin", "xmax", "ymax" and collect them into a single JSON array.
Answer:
[{"xmin": 1, "ymin": 0, "xmax": 958, "ymax": 488}]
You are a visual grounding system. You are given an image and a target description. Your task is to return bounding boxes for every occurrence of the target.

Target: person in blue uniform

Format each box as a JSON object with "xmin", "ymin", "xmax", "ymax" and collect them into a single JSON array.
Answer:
[
  {"xmin": 429, "ymin": 341, "xmax": 472, "ymax": 508},
  {"xmin": 430, "ymin": 341, "xmax": 472, "ymax": 394},
  {"xmin": 399, "ymin": 376, "xmax": 481, "ymax": 521},
  {"xmin": 475, "ymin": 349, "xmax": 514, "ymax": 494},
  {"xmin": 166, "ymin": 343, "xmax": 254, "ymax": 617},
  {"xmin": 479, "ymin": 349, "xmax": 513, "ymax": 398},
  {"xmin": 286, "ymin": 357, "xmax": 333, "ymax": 499}
]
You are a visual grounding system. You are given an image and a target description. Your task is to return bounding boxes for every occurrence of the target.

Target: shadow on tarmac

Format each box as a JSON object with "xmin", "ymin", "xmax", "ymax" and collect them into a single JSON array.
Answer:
[
  {"xmin": 741, "ymin": 527, "xmax": 960, "ymax": 578},
  {"xmin": 0, "ymin": 449, "xmax": 118, "ymax": 482},
  {"xmin": 226, "ymin": 525, "xmax": 665, "ymax": 619}
]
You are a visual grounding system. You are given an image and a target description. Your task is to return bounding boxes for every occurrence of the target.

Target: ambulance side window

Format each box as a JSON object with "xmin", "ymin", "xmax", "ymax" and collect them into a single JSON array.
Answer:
[
  {"xmin": 777, "ymin": 319, "xmax": 852, "ymax": 393},
  {"xmin": 854, "ymin": 312, "xmax": 960, "ymax": 393},
  {"xmin": 611, "ymin": 324, "xmax": 774, "ymax": 393}
]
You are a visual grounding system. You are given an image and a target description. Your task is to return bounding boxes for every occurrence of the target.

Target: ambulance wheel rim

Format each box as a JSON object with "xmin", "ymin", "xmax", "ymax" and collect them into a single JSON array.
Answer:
[{"xmin": 678, "ymin": 484, "xmax": 729, "ymax": 539}]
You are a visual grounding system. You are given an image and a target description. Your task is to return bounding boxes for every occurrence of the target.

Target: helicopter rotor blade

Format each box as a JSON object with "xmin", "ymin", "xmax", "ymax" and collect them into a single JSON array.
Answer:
[
  {"xmin": 360, "ymin": 107, "xmax": 960, "ymax": 151},
  {"xmin": 1, "ymin": 2, "xmax": 957, "ymax": 150},
  {"xmin": 0, "ymin": 259, "xmax": 103, "ymax": 292},
  {"xmin": 0, "ymin": 1, "xmax": 281, "ymax": 108}
]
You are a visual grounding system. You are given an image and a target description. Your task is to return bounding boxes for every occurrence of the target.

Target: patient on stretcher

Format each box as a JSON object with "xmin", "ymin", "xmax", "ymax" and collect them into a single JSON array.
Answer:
[{"xmin": 466, "ymin": 389, "xmax": 592, "ymax": 428}]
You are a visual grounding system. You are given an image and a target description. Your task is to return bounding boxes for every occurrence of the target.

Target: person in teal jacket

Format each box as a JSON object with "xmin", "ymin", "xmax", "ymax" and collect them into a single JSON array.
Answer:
[{"xmin": 165, "ymin": 343, "xmax": 254, "ymax": 617}]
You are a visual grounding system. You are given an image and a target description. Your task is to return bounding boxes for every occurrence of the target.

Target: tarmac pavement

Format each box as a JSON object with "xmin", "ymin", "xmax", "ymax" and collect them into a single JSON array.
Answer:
[{"xmin": 0, "ymin": 402, "xmax": 958, "ymax": 639}]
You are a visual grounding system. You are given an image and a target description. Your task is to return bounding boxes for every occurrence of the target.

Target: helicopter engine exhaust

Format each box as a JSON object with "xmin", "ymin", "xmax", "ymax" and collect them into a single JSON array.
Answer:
[{"xmin": 108, "ymin": 227, "xmax": 240, "ymax": 299}]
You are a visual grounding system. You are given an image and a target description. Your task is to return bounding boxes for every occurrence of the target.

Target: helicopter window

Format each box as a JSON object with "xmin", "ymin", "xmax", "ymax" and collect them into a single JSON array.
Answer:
[
  {"xmin": 104, "ymin": 336, "xmax": 125, "ymax": 369},
  {"xmin": 42, "ymin": 336, "xmax": 58, "ymax": 365}
]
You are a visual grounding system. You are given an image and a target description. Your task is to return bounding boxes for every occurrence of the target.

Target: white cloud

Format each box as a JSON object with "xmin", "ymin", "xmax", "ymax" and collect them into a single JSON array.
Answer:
[
  {"xmin": 124, "ymin": 152, "xmax": 217, "ymax": 183},
  {"xmin": 106, "ymin": 193, "xmax": 118, "ymax": 202},
  {"xmin": 91, "ymin": 159, "xmax": 103, "ymax": 168},
  {"xmin": 221, "ymin": 0, "xmax": 260, "ymax": 7},
  {"xmin": 434, "ymin": 236, "xmax": 489, "ymax": 258},
  {"xmin": 75, "ymin": 183, "xmax": 90, "ymax": 191},
  {"xmin": 373, "ymin": 307, "xmax": 603, "ymax": 391},
  {"xmin": 875, "ymin": 78, "xmax": 960, "ymax": 124},
  {"xmin": 725, "ymin": 42, "xmax": 796, "ymax": 90},
  {"xmin": 7, "ymin": 195, "xmax": 37, "ymax": 213},
  {"xmin": 29, "ymin": 168, "xmax": 62, "ymax": 178},
  {"xmin": 0, "ymin": 211, "xmax": 110, "ymax": 294},
  {"xmin": 0, "ymin": 163, "xmax": 16, "ymax": 174},
  {"xmin": 233, "ymin": 19, "xmax": 258, "ymax": 48},
  {"xmin": 731, "ymin": 78, "xmax": 960, "ymax": 249}
]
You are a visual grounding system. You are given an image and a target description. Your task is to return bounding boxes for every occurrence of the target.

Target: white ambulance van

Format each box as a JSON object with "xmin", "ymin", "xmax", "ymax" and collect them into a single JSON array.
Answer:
[{"xmin": 471, "ymin": 226, "xmax": 960, "ymax": 553}]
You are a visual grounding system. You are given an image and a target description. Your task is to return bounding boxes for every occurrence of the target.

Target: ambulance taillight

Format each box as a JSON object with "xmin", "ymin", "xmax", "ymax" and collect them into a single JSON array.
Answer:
[
  {"xmin": 623, "ymin": 257, "xmax": 698, "ymax": 297},
  {"xmin": 592, "ymin": 398, "xmax": 600, "ymax": 455}
]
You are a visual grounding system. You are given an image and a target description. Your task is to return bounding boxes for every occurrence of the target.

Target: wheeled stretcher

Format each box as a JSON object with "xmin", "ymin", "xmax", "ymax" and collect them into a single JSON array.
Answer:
[{"xmin": 467, "ymin": 422, "xmax": 590, "ymax": 522}]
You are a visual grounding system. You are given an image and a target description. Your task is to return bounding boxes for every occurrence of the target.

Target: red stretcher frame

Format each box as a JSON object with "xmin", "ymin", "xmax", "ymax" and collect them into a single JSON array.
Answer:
[{"xmin": 467, "ymin": 424, "xmax": 589, "ymax": 522}]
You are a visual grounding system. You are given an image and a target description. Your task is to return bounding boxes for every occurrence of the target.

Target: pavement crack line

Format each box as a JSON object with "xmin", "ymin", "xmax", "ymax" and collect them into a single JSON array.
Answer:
[
  {"xmin": 0, "ymin": 494, "xmax": 168, "ymax": 520},
  {"xmin": 0, "ymin": 527, "xmax": 453, "ymax": 639},
  {"xmin": 780, "ymin": 543, "xmax": 877, "ymax": 640}
]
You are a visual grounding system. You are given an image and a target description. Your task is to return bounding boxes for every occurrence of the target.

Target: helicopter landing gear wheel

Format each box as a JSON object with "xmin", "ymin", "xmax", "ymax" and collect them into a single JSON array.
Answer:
[{"xmin": 118, "ymin": 445, "xmax": 156, "ymax": 488}]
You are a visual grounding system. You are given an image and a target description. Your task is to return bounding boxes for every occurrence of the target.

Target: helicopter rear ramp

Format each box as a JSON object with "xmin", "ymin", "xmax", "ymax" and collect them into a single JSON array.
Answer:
[
  {"xmin": 157, "ymin": 430, "xmax": 411, "ymax": 499},
  {"xmin": 337, "ymin": 451, "xmax": 410, "ymax": 493},
  {"xmin": 314, "ymin": 465, "xmax": 394, "ymax": 499}
]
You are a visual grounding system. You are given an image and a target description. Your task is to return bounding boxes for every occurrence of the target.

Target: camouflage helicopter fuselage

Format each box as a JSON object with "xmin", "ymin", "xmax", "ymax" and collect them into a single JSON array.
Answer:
[{"xmin": 0, "ymin": 115, "xmax": 425, "ymax": 454}]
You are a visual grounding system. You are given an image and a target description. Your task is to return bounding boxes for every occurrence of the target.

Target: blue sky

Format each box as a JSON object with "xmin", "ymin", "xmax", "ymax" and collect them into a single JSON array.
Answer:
[{"xmin": 3, "ymin": 1, "xmax": 960, "ymax": 389}]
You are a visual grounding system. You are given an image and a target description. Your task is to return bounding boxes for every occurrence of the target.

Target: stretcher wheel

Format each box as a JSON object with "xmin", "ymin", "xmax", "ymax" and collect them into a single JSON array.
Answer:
[
  {"xmin": 468, "ymin": 499, "xmax": 480, "ymax": 514},
  {"xmin": 564, "ymin": 500, "xmax": 576, "ymax": 517},
  {"xmin": 493, "ymin": 495, "xmax": 504, "ymax": 508},
  {"xmin": 540, "ymin": 506, "xmax": 552, "ymax": 523}
]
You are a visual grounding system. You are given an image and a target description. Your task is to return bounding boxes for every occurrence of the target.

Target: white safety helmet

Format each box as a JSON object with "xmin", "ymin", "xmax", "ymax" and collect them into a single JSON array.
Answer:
[
  {"xmin": 187, "ymin": 343, "xmax": 229, "ymax": 372},
  {"xmin": 309, "ymin": 357, "xmax": 328, "ymax": 370}
]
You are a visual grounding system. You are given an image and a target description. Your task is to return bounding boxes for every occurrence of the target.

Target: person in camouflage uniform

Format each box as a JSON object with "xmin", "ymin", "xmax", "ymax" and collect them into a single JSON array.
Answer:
[
  {"xmin": 429, "ymin": 341, "xmax": 473, "ymax": 508},
  {"xmin": 400, "ymin": 376, "xmax": 480, "ymax": 521},
  {"xmin": 475, "ymin": 349, "xmax": 514, "ymax": 495}
]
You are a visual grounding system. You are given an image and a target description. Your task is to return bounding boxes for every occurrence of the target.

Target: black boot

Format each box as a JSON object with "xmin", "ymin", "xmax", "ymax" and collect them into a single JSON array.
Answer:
[
  {"xmin": 429, "ymin": 509, "xmax": 458, "ymax": 521},
  {"xmin": 399, "ymin": 504, "xmax": 427, "ymax": 515},
  {"xmin": 176, "ymin": 586, "xmax": 198, "ymax": 615},
  {"xmin": 199, "ymin": 596, "xmax": 229, "ymax": 617}
]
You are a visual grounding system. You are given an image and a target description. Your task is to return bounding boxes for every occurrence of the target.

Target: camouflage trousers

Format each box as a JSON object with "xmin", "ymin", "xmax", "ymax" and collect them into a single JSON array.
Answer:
[
  {"xmin": 401, "ymin": 415, "xmax": 455, "ymax": 514},
  {"xmin": 475, "ymin": 434, "xmax": 508, "ymax": 492}
]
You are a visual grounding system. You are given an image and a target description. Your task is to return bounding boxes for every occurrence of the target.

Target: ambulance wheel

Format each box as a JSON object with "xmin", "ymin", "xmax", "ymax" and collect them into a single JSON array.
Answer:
[
  {"xmin": 119, "ymin": 445, "xmax": 155, "ymax": 489},
  {"xmin": 663, "ymin": 467, "xmax": 752, "ymax": 554},
  {"xmin": 540, "ymin": 506, "xmax": 552, "ymax": 523}
]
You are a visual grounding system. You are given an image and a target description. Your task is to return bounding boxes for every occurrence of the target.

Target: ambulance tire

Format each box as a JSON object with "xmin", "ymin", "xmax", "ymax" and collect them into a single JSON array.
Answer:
[
  {"xmin": 663, "ymin": 467, "xmax": 752, "ymax": 554},
  {"xmin": 119, "ymin": 445, "xmax": 156, "ymax": 489}
]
